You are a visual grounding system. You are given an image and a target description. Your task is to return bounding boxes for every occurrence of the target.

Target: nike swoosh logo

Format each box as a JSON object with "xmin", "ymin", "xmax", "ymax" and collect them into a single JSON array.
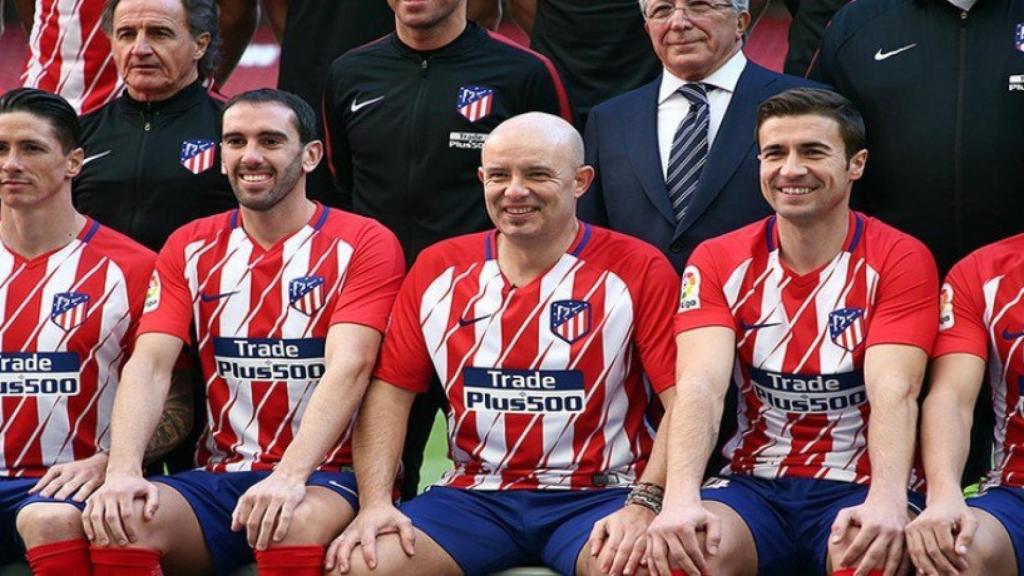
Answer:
[
  {"xmin": 350, "ymin": 96, "xmax": 384, "ymax": 113},
  {"xmin": 874, "ymin": 43, "xmax": 917, "ymax": 61},
  {"xmin": 199, "ymin": 291, "xmax": 238, "ymax": 302},
  {"xmin": 458, "ymin": 315, "xmax": 491, "ymax": 327},
  {"xmin": 1002, "ymin": 328, "xmax": 1024, "ymax": 340},
  {"xmin": 82, "ymin": 150, "xmax": 112, "ymax": 165},
  {"xmin": 739, "ymin": 320, "xmax": 781, "ymax": 331}
]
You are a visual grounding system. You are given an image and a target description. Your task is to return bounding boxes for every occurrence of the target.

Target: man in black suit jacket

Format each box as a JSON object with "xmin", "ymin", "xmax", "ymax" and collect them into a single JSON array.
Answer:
[{"xmin": 580, "ymin": 0, "xmax": 820, "ymax": 271}]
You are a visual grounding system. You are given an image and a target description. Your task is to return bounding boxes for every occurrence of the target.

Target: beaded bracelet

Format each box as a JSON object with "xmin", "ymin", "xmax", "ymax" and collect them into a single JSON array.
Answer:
[{"xmin": 625, "ymin": 481, "xmax": 664, "ymax": 514}]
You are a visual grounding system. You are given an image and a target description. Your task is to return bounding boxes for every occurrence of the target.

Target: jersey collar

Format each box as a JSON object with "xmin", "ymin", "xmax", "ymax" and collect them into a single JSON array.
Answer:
[{"xmin": 765, "ymin": 210, "xmax": 864, "ymax": 254}]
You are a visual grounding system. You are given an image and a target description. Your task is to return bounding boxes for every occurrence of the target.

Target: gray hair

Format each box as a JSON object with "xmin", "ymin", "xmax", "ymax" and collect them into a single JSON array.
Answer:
[
  {"xmin": 637, "ymin": 0, "xmax": 750, "ymax": 15},
  {"xmin": 101, "ymin": 0, "xmax": 221, "ymax": 80}
]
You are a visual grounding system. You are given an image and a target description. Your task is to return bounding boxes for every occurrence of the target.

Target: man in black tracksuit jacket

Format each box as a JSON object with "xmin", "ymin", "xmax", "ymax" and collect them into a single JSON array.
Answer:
[
  {"xmin": 323, "ymin": 0, "xmax": 571, "ymax": 498},
  {"xmin": 809, "ymin": 0, "xmax": 1024, "ymax": 275},
  {"xmin": 810, "ymin": 0, "xmax": 1024, "ymax": 487},
  {"xmin": 74, "ymin": 79, "xmax": 237, "ymax": 253}
]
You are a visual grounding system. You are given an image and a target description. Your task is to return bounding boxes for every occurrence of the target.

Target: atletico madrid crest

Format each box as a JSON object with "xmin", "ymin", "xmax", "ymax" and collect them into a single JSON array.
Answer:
[
  {"xmin": 550, "ymin": 300, "xmax": 591, "ymax": 344},
  {"xmin": 50, "ymin": 292, "xmax": 90, "ymax": 331},
  {"xmin": 289, "ymin": 276, "xmax": 325, "ymax": 316},
  {"xmin": 180, "ymin": 139, "xmax": 217, "ymax": 175},
  {"xmin": 456, "ymin": 86, "xmax": 494, "ymax": 122},
  {"xmin": 1015, "ymin": 23, "xmax": 1024, "ymax": 53},
  {"xmin": 828, "ymin": 307, "xmax": 866, "ymax": 352}
]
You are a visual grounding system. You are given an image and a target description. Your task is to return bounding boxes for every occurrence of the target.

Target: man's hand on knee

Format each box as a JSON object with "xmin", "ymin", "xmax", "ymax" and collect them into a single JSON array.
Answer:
[
  {"xmin": 645, "ymin": 502, "xmax": 720, "ymax": 576},
  {"xmin": 231, "ymin": 470, "xmax": 308, "ymax": 550},
  {"xmin": 588, "ymin": 504, "xmax": 654, "ymax": 576},
  {"xmin": 82, "ymin": 472, "xmax": 160, "ymax": 547},
  {"xmin": 30, "ymin": 452, "xmax": 108, "ymax": 502},
  {"xmin": 830, "ymin": 496, "xmax": 909, "ymax": 576},
  {"xmin": 325, "ymin": 504, "xmax": 416, "ymax": 573},
  {"xmin": 905, "ymin": 498, "xmax": 975, "ymax": 576}
]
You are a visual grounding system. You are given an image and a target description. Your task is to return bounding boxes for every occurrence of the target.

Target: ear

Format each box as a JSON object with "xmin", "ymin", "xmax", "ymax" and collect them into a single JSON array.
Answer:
[
  {"xmin": 736, "ymin": 10, "xmax": 751, "ymax": 38},
  {"xmin": 193, "ymin": 32, "xmax": 211, "ymax": 62},
  {"xmin": 302, "ymin": 140, "xmax": 324, "ymax": 173},
  {"xmin": 65, "ymin": 147, "xmax": 85, "ymax": 179},
  {"xmin": 477, "ymin": 166, "xmax": 486, "ymax": 184},
  {"xmin": 573, "ymin": 165, "xmax": 595, "ymax": 199},
  {"xmin": 846, "ymin": 148, "xmax": 868, "ymax": 181}
]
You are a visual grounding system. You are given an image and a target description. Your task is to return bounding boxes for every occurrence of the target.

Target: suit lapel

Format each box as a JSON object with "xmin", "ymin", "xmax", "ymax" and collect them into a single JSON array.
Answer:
[
  {"xmin": 625, "ymin": 78, "xmax": 676, "ymax": 225},
  {"xmin": 675, "ymin": 61, "xmax": 773, "ymax": 236}
]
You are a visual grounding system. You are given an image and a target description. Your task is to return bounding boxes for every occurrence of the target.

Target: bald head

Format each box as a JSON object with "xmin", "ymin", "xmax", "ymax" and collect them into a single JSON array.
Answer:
[
  {"xmin": 483, "ymin": 112, "xmax": 585, "ymax": 170},
  {"xmin": 478, "ymin": 112, "xmax": 594, "ymax": 245}
]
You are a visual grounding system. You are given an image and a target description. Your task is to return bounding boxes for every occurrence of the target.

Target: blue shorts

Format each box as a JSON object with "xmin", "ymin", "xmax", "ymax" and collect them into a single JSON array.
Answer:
[
  {"xmin": 154, "ymin": 469, "xmax": 358, "ymax": 575},
  {"xmin": 700, "ymin": 475, "xmax": 925, "ymax": 576},
  {"xmin": 967, "ymin": 485, "xmax": 1024, "ymax": 571},
  {"xmin": 0, "ymin": 477, "xmax": 87, "ymax": 563},
  {"xmin": 399, "ymin": 486, "xmax": 627, "ymax": 576}
]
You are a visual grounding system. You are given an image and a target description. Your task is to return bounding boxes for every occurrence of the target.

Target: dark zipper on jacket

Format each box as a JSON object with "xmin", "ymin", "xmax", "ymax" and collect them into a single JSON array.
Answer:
[
  {"xmin": 403, "ymin": 56, "xmax": 430, "ymax": 252},
  {"xmin": 953, "ymin": 9, "xmax": 968, "ymax": 258},
  {"xmin": 130, "ymin": 104, "xmax": 154, "ymax": 240}
]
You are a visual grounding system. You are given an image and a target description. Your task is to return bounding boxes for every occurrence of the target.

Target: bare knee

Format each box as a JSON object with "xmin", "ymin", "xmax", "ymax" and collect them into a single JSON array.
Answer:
[
  {"xmin": 827, "ymin": 525, "xmax": 860, "ymax": 572},
  {"xmin": 16, "ymin": 503, "xmax": 86, "ymax": 548},
  {"xmin": 276, "ymin": 489, "xmax": 356, "ymax": 546}
]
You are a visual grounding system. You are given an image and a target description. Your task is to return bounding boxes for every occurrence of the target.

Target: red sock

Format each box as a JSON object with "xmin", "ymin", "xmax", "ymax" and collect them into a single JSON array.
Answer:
[
  {"xmin": 255, "ymin": 545, "xmax": 325, "ymax": 576},
  {"xmin": 25, "ymin": 539, "xmax": 93, "ymax": 576},
  {"xmin": 833, "ymin": 569, "xmax": 884, "ymax": 576},
  {"xmin": 89, "ymin": 546, "xmax": 163, "ymax": 576}
]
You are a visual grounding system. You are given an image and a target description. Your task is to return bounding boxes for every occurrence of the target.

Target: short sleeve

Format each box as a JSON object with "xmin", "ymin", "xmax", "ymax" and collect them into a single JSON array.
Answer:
[
  {"xmin": 328, "ymin": 223, "xmax": 405, "ymax": 333},
  {"xmin": 673, "ymin": 242, "xmax": 737, "ymax": 335},
  {"xmin": 864, "ymin": 236, "xmax": 939, "ymax": 353},
  {"xmin": 933, "ymin": 254, "xmax": 988, "ymax": 360},
  {"xmin": 631, "ymin": 252, "xmax": 679, "ymax": 393},
  {"xmin": 137, "ymin": 228, "xmax": 195, "ymax": 344},
  {"xmin": 372, "ymin": 255, "xmax": 439, "ymax": 394}
]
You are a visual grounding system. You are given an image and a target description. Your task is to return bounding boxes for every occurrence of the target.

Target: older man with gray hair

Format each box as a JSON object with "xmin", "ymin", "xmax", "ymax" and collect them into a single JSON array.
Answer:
[
  {"xmin": 72, "ymin": 0, "xmax": 237, "ymax": 255},
  {"xmin": 580, "ymin": 0, "xmax": 820, "ymax": 273}
]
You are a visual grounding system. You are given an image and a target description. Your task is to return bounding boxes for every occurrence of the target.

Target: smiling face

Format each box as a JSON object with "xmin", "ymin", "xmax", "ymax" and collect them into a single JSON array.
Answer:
[
  {"xmin": 220, "ymin": 101, "xmax": 321, "ymax": 212},
  {"xmin": 0, "ymin": 111, "xmax": 82, "ymax": 210},
  {"xmin": 478, "ymin": 116, "xmax": 593, "ymax": 245},
  {"xmin": 757, "ymin": 113, "xmax": 867, "ymax": 225},
  {"xmin": 644, "ymin": 1, "xmax": 748, "ymax": 80},
  {"xmin": 109, "ymin": 0, "xmax": 209, "ymax": 101}
]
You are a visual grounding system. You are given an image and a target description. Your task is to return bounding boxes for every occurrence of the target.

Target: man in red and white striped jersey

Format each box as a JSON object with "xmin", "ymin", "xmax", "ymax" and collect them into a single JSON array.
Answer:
[
  {"xmin": 647, "ymin": 88, "xmax": 939, "ymax": 576},
  {"xmin": 0, "ymin": 88, "xmax": 156, "ymax": 576},
  {"xmin": 324, "ymin": 112, "xmax": 678, "ymax": 576},
  {"xmin": 84, "ymin": 89, "xmax": 404, "ymax": 576},
  {"xmin": 905, "ymin": 236, "xmax": 1024, "ymax": 576}
]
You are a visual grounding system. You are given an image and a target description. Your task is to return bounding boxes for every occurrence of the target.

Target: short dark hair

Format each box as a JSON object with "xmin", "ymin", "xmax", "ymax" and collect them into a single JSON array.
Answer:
[
  {"xmin": 0, "ymin": 88, "xmax": 81, "ymax": 153},
  {"xmin": 756, "ymin": 88, "xmax": 866, "ymax": 159},
  {"xmin": 223, "ymin": 89, "xmax": 319, "ymax": 144},
  {"xmin": 101, "ymin": 0, "xmax": 221, "ymax": 80}
]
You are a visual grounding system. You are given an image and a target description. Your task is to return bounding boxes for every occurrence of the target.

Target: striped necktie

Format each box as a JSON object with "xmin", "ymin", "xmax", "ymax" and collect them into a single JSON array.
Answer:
[{"xmin": 666, "ymin": 83, "xmax": 710, "ymax": 222}]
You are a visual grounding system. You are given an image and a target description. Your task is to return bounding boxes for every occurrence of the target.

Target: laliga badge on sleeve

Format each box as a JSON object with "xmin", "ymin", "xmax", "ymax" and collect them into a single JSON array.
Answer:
[
  {"xmin": 144, "ymin": 272, "xmax": 161, "ymax": 313},
  {"xmin": 678, "ymin": 266, "xmax": 701, "ymax": 312},
  {"xmin": 939, "ymin": 283, "xmax": 955, "ymax": 331}
]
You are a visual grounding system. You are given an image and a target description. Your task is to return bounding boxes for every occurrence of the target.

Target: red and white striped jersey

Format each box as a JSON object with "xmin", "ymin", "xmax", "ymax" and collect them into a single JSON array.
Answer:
[
  {"xmin": 21, "ymin": 0, "xmax": 121, "ymax": 115},
  {"xmin": 139, "ymin": 205, "xmax": 404, "ymax": 472},
  {"xmin": 675, "ymin": 212, "xmax": 937, "ymax": 485},
  {"xmin": 934, "ymin": 233, "xmax": 1024, "ymax": 489},
  {"xmin": 0, "ymin": 219, "xmax": 155, "ymax": 478},
  {"xmin": 376, "ymin": 223, "xmax": 677, "ymax": 490}
]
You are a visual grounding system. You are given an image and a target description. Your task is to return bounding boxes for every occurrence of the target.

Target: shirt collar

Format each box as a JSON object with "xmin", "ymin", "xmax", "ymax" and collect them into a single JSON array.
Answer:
[{"xmin": 658, "ymin": 50, "xmax": 747, "ymax": 105}]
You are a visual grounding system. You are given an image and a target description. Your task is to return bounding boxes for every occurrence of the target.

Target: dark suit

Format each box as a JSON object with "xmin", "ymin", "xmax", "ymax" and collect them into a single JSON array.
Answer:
[{"xmin": 580, "ymin": 60, "xmax": 821, "ymax": 271}]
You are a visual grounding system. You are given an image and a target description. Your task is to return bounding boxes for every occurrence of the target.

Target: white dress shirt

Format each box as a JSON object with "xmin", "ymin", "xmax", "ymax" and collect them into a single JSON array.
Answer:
[{"xmin": 656, "ymin": 50, "xmax": 748, "ymax": 179}]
